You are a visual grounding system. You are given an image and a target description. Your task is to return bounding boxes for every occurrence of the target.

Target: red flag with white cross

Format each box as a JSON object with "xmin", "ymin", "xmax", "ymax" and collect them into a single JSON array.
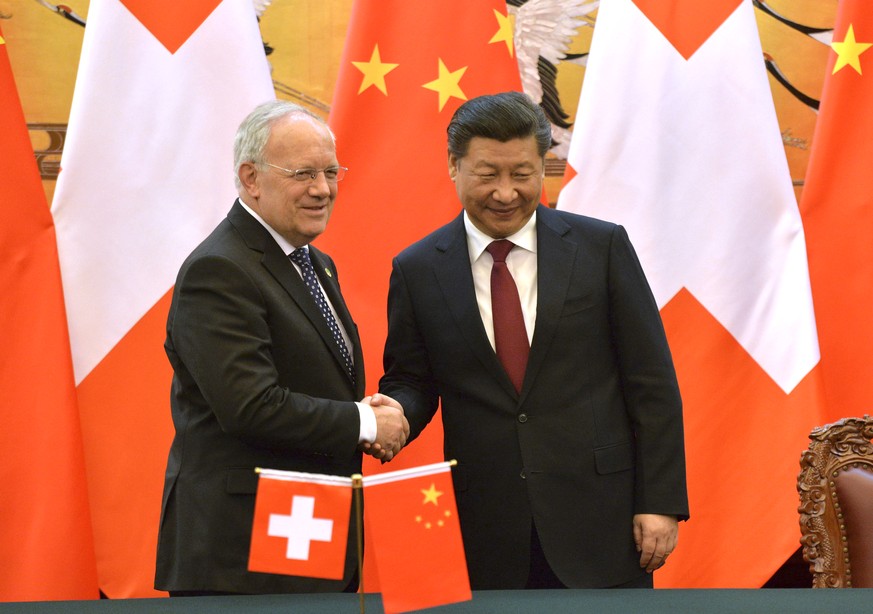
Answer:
[
  {"xmin": 51, "ymin": 0, "xmax": 274, "ymax": 597},
  {"xmin": 249, "ymin": 469, "xmax": 353, "ymax": 580},
  {"xmin": 558, "ymin": 0, "xmax": 826, "ymax": 587}
]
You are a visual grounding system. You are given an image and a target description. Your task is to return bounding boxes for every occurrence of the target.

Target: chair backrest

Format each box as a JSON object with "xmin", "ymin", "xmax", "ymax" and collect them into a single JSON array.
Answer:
[{"xmin": 798, "ymin": 415, "xmax": 873, "ymax": 588}]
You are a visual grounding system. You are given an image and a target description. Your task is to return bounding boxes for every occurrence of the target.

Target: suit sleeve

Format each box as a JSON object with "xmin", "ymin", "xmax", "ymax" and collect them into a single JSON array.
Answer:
[
  {"xmin": 607, "ymin": 226, "xmax": 689, "ymax": 520},
  {"xmin": 379, "ymin": 256, "xmax": 440, "ymax": 442},
  {"xmin": 167, "ymin": 253, "xmax": 361, "ymax": 455}
]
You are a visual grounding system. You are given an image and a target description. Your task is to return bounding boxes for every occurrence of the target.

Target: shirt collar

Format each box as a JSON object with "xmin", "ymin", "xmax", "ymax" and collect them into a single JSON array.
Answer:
[
  {"xmin": 463, "ymin": 209, "xmax": 538, "ymax": 262},
  {"xmin": 238, "ymin": 197, "xmax": 302, "ymax": 256}
]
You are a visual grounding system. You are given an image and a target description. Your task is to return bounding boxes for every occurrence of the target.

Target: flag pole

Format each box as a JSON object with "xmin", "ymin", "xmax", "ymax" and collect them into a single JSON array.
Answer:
[{"xmin": 351, "ymin": 473, "xmax": 365, "ymax": 614}]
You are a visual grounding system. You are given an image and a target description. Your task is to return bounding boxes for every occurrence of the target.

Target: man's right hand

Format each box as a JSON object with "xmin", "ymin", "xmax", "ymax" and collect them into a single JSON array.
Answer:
[{"xmin": 362, "ymin": 393, "xmax": 409, "ymax": 461}]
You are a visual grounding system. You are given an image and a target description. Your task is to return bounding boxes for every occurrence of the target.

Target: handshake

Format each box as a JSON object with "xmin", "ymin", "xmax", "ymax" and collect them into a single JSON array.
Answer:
[{"xmin": 359, "ymin": 393, "xmax": 409, "ymax": 462}]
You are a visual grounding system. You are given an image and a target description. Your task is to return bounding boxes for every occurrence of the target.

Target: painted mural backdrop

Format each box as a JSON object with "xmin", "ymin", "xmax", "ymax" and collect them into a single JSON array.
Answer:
[{"xmin": 4, "ymin": 0, "xmax": 837, "ymax": 205}]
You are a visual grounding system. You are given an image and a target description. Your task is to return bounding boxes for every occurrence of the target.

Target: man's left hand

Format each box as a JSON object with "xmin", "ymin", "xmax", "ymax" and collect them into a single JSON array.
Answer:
[{"xmin": 633, "ymin": 513, "xmax": 678, "ymax": 573}]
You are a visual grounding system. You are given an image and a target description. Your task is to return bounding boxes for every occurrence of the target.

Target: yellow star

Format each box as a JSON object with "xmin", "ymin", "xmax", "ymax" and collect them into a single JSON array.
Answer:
[
  {"xmin": 351, "ymin": 44, "xmax": 399, "ymax": 95},
  {"xmin": 831, "ymin": 24, "xmax": 872, "ymax": 75},
  {"xmin": 489, "ymin": 9, "xmax": 515, "ymax": 58},
  {"xmin": 421, "ymin": 482, "xmax": 444, "ymax": 505},
  {"xmin": 0, "ymin": 35, "xmax": 5, "ymax": 45},
  {"xmin": 422, "ymin": 58, "xmax": 467, "ymax": 111}
]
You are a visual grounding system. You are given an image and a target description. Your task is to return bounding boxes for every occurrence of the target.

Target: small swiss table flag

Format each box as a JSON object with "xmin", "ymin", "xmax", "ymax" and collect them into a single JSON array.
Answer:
[{"xmin": 248, "ymin": 469, "xmax": 352, "ymax": 580}]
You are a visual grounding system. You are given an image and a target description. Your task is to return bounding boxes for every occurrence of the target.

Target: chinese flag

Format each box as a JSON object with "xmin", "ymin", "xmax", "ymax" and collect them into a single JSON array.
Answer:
[
  {"xmin": 363, "ymin": 462, "xmax": 470, "ymax": 614},
  {"xmin": 50, "ymin": 0, "xmax": 274, "ymax": 597},
  {"xmin": 324, "ymin": 0, "xmax": 523, "ymax": 471},
  {"xmin": 249, "ymin": 470, "xmax": 353, "ymax": 581},
  {"xmin": 558, "ymin": 0, "xmax": 826, "ymax": 586},
  {"xmin": 800, "ymin": 0, "xmax": 873, "ymax": 423},
  {"xmin": 0, "ymin": 26, "xmax": 99, "ymax": 601}
]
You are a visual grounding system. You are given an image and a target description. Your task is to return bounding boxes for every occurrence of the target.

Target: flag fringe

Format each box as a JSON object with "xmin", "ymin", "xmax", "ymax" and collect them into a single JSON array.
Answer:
[
  {"xmin": 361, "ymin": 460, "xmax": 457, "ymax": 487},
  {"xmin": 256, "ymin": 467, "xmax": 354, "ymax": 487},
  {"xmin": 257, "ymin": 459, "xmax": 458, "ymax": 490}
]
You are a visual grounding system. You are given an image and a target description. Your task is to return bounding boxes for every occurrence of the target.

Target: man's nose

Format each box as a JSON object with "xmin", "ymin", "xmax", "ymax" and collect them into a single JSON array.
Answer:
[
  {"xmin": 308, "ymin": 172, "xmax": 332, "ymax": 196},
  {"xmin": 491, "ymin": 177, "xmax": 517, "ymax": 203}
]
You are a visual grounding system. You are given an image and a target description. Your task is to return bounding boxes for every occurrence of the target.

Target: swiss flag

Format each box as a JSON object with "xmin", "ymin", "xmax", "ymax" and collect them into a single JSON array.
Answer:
[
  {"xmin": 50, "ymin": 0, "xmax": 274, "ymax": 596},
  {"xmin": 248, "ymin": 470, "xmax": 353, "ymax": 580},
  {"xmin": 557, "ymin": 0, "xmax": 825, "ymax": 586}
]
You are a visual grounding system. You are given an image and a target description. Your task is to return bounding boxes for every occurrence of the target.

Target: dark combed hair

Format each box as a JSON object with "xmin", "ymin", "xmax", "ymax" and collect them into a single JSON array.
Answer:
[{"xmin": 447, "ymin": 91, "xmax": 551, "ymax": 160}]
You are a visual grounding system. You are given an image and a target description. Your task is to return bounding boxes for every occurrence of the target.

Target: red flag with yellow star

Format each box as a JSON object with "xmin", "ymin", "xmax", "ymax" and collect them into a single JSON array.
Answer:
[
  {"xmin": 800, "ymin": 0, "xmax": 873, "ymax": 422},
  {"xmin": 363, "ymin": 462, "xmax": 470, "ymax": 614},
  {"xmin": 0, "ymin": 25, "xmax": 99, "ymax": 601},
  {"xmin": 324, "ymin": 0, "xmax": 523, "ymax": 470}
]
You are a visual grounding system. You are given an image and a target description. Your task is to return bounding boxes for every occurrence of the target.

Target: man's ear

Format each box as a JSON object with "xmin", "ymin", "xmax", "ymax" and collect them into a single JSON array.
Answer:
[
  {"xmin": 447, "ymin": 152, "xmax": 458, "ymax": 182},
  {"xmin": 238, "ymin": 162, "xmax": 260, "ymax": 198}
]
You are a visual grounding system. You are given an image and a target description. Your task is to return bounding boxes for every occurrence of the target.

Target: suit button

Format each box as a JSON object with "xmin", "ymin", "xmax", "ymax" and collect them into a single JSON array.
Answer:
[
  {"xmin": 520, "ymin": 468, "xmax": 526, "ymax": 479},
  {"xmin": 518, "ymin": 413, "xmax": 528, "ymax": 423}
]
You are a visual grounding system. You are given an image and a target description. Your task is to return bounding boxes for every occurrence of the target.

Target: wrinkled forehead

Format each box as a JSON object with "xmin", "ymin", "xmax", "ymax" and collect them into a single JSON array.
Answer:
[
  {"xmin": 267, "ymin": 116, "xmax": 337, "ymax": 158},
  {"xmin": 454, "ymin": 135, "xmax": 543, "ymax": 167}
]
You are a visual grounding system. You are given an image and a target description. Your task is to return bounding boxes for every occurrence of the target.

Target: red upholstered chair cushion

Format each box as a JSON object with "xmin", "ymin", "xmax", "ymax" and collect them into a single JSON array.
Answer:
[{"xmin": 834, "ymin": 468, "xmax": 873, "ymax": 588}]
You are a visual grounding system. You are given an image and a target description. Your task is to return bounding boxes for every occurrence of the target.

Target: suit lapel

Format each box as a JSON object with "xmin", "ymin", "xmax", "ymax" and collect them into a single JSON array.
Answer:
[
  {"xmin": 228, "ymin": 202, "xmax": 359, "ymax": 390},
  {"xmin": 310, "ymin": 246, "xmax": 364, "ymax": 393},
  {"xmin": 434, "ymin": 214, "xmax": 518, "ymax": 398},
  {"xmin": 523, "ymin": 207, "xmax": 575, "ymax": 400}
]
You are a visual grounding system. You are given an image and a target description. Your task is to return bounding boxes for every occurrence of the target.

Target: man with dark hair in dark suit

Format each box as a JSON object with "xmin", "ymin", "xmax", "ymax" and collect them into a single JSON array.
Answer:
[
  {"xmin": 155, "ymin": 100, "xmax": 407, "ymax": 595},
  {"xmin": 380, "ymin": 91, "xmax": 689, "ymax": 590}
]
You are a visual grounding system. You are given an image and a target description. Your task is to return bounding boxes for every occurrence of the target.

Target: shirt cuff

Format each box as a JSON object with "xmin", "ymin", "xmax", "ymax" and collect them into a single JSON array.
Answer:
[{"xmin": 356, "ymin": 402, "xmax": 377, "ymax": 444}]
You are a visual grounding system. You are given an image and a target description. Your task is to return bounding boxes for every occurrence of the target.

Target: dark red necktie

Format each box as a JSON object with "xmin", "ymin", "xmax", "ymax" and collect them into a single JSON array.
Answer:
[{"xmin": 486, "ymin": 240, "xmax": 529, "ymax": 393}]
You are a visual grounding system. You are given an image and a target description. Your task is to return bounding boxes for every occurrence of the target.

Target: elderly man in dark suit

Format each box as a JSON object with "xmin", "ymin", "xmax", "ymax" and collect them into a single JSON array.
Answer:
[
  {"xmin": 155, "ymin": 100, "xmax": 407, "ymax": 595},
  {"xmin": 380, "ymin": 91, "xmax": 688, "ymax": 590}
]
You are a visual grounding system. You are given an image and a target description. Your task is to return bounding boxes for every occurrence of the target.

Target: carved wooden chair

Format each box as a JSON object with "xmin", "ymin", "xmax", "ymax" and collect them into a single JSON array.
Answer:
[{"xmin": 798, "ymin": 415, "xmax": 873, "ymax": 588}]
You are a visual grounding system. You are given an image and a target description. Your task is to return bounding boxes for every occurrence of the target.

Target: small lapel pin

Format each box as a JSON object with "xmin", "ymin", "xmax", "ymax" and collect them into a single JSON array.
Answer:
[{"xmin": 325, "ymin": 268, "xmax": 333, "ymax": 278}]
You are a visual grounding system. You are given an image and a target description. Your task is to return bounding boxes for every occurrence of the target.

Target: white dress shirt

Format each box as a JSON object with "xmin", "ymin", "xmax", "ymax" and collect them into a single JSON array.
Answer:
[
  {"xmin": 238, "ymin": 198, "xmax": 376, "ymax": 443},
  {"xmin": 464, "ymin": 211, "xmax": 538, "ymax": 350}
]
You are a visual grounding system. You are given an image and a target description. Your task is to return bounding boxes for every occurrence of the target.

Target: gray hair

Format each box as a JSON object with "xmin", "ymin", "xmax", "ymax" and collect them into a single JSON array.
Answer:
[
  {"xmin": 447, "ymin": 91, "xmax": 552, "ymax": 161},
  {"xmin": 233, "ymin": 100, "xmax": 335, "ymax": 189}
]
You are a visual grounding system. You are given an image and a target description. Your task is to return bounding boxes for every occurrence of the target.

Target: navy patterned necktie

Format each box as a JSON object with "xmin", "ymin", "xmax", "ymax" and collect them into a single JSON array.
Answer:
[
  {"xmin": 289, "ymin": 247, "xmax": 355, "ymax": 384},
  {"xmin": 486, "ymin": 240, "xmax": 529, "ymax": 393}
]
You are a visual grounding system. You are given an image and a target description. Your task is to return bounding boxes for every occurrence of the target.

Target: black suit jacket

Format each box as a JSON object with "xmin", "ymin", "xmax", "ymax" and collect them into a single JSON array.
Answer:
[
  {"xmin": 380, "ymin": 206, "xmax": 688, "ymax": 589},
  {"xmin": 155, "ymin": 201, "xmax": 365, "ymax": 593}
]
